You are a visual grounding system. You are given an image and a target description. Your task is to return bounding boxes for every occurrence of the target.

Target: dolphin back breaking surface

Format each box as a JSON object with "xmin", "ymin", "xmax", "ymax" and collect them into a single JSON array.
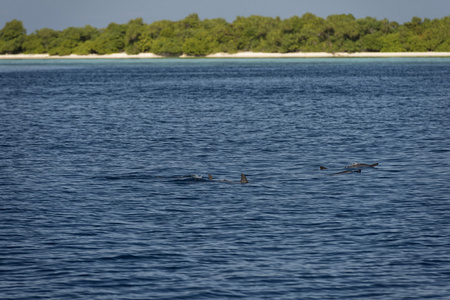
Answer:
[
  {"xmin": 240, "ymin": 174, "xmax": 249, "ymax": 184},
  {"xmin": 345, "ymin": 162, "xmax": 379, "ymax": 168},
  {"xmin": 207, "ymin": 173, "xmax": 249, "ymax": 184},
  {"xmin": 319, "ymin": 162, "xmax": 379, "ymax": 176}
]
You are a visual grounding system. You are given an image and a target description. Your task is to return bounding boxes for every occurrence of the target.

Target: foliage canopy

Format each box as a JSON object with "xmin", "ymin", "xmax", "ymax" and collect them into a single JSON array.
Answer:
[{"xmin": 1, "ymin": 13, "xmax": 449, "ymax": 55}]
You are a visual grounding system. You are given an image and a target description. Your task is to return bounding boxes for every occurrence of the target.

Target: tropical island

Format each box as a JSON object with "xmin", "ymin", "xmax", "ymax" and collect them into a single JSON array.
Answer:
[{"xmin": 1, "ymin": 13, "xmax": 449, "ymax": 58}]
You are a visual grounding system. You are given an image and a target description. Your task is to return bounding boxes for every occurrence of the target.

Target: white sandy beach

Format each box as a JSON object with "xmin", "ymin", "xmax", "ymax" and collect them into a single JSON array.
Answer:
[
  {"xmin": 0, "ymin": 53, "xmax": 164, "ymax": 59},
  {"xmin": 1, "ymin": 52, "xmax": 450, "ymax": 59},
  {"xmin": 207, "ymin": 52, "xmax": 450, "ymax": 58}
]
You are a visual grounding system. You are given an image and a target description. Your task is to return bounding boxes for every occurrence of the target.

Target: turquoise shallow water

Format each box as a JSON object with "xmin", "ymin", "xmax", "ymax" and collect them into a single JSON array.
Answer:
[{"xmin": 1, "ymin": 58, "xmax": 450, "ymax": 299}]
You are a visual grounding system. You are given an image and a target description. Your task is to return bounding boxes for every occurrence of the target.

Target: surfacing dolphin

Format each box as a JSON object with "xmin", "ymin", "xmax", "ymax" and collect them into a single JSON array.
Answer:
[
  {"xmin": 345, "ymin": 163, "xmax": 378, "ymax": 168},
  {"xmin": 240, "ymin": 173, "xmax": 249, "ymax": 183},
  {"xmin": 319, "ymin": 165, "xmax": 363, "ymax": 175},
  {"xmin": 320, "ymin": 163, "xmax": 378, "ymax": 170},
  {"xmin": 208, "ymin": 173, "xmax": 249, "ymax": 184}
]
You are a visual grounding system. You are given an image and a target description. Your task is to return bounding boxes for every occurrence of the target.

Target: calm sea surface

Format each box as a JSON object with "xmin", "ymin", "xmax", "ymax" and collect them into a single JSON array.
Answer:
[{"xmin": 1, "ymin": 58, "xmax": 450, "ymax": 299}]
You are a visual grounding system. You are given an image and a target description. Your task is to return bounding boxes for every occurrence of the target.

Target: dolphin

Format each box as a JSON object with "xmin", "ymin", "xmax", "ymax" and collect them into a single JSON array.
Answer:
[
  {"xmin": 345, "ymin": 163, "xmax": 378, "ymax": 168},
  {"xmin": 320, "ymin": 163, "xmax": 378, "ymax": 170},
  {"xmin": 207, "ymin": 173, "xmax": 249, "ymax": 183},
  {"xmin": 240, "ymin": 173, "xmax": 249, "ymax": 184}
]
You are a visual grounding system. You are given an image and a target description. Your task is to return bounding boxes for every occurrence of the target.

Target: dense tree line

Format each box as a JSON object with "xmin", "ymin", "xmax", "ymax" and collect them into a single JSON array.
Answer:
[{"xmin": 1, "ymin": 13, "xmax": 449, "ymax": 56}]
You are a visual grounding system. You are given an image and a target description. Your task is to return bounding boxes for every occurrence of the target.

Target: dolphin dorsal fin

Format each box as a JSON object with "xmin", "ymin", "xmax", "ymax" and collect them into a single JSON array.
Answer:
[
  {"xmin": 208, "ymin": 174, "xmax": 214, "ymax": 180},
  {"xmin": 320, "ymin": 166, "xmax": 327, "ymax": 170},
  {"xmin": 240, "ymin": 173, "xmax": 248, "ymax": 184},
  {"xmin": 371, "ymin": 163, "xmax": 379, "ymax": 167}
]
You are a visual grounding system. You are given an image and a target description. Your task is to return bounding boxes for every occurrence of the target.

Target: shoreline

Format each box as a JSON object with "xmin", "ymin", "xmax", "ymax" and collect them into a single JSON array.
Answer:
[{"xmin": 1, "ymin": 52, "xmax": 450, "ymax": 60}]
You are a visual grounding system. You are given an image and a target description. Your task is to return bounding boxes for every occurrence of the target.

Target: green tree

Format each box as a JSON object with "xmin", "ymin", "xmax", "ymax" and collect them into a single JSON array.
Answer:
[
  {"xmin": 232, "ymin": 15, "xmax": 281, "ymax": 51},
  {"xmin": 357, "ymin": 17, "xmax": 381, "ymax": 35},
  {"xmin": 180, "ymin": 13, "xmax": 201, "ymax": 29},
  {"xmin": 92, "ymin": 23, "xmax": 126, "ymax": 54},
  {"xmin": 404, "ymin": 17, "xmax": 423, "ymax": 35},
  {"xmin": 22, "ymin": 36, "xmax": 44, "ymax": 53},
  {"xmin": 140, "ymin": 19, "xmax": 186, "ymax": 56},
  {"xmin": 137, "ymin": 20, "xmax": 174, "ymax": 54},
  {"xmin": 359, "ymin": 32, "xmax": 383, "ymax": 52},
  {"xmin": 0, "ymin": 19, "xmax": 27, "ymax": 54},
  {"xmin": 357, "ymin": 17, "xmax": 383, "ymax": 52},
  {"xmin": 434, "ymin": 16, "xmax": 450, "ymax": 51},
  {"xmin": 418, "ymin": 17, "xmax": 450, "ymax": 51},
  {"xmin": 325, "ymin": 14, "xmax": 360, "ymax": 52},
  {"xmin": 182, "ymin": 29, "xmax": 215, "ymax": 56},
  {"xmin": 380, "ymin": 33, "xmax": 406, "ymax": 52},
  {"xmin": 125, "ymin": 18, "xmax": 144, "ymax": 54},
  {"xmin": 46, "ymin": 25, "xmax": 98, "ymax": 55},
  {"xmin": 277, "ymin": 16, "xmax": 308, "ymax": 53},
  {"xmin": 151, "ymin": 37, "xmax": 183, "ymax": 56},
  {"xmin": 298, "ymin": 13, "xmax": 329, "ymax": 51},
  {"xmin": 201, "ymin": 18, "xmax": 236, "ymax": 53},
  {"xmin": 36, "ymin": 28, "xmax": 60, "ymax": 51}
]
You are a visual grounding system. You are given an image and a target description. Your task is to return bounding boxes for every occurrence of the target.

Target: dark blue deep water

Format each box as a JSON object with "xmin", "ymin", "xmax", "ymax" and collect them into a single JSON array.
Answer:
[{"xmin": 1, "ymin": 58, "xmax": 450, "ymax": 299}]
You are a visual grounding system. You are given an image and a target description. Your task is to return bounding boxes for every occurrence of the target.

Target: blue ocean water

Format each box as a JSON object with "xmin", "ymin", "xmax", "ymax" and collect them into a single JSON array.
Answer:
[{"xmin": 1, "ymin": 58, "xmax": 449, "ymax": 299}]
